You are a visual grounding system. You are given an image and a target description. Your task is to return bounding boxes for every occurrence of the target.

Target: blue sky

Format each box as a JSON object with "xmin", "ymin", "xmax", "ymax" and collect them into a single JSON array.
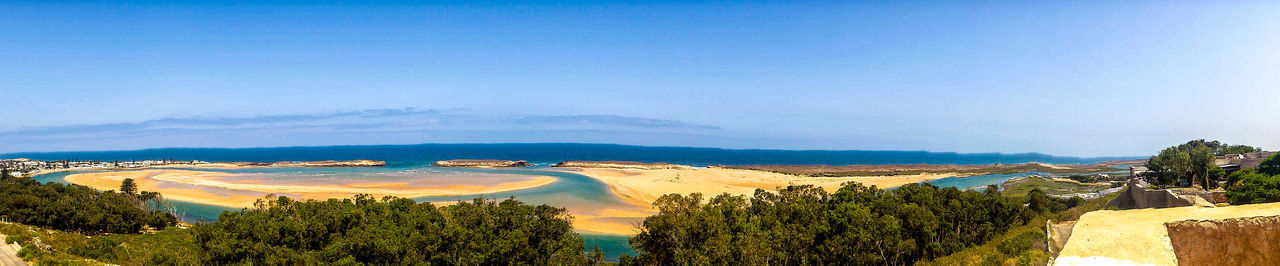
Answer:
[{"xmin": 1, "ymin": 1, "xmax": 1278, "ymax": 156}]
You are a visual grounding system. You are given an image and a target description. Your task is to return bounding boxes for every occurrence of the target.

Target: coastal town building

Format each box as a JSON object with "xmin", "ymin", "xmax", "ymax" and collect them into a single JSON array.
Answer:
[
  {"xmin": 1214, "ymin": 151, "xmax": 1276, "ymax": 176},
  {"xmin": 1, "ymin": 158, "xmax": 202, "ymax": 177}
]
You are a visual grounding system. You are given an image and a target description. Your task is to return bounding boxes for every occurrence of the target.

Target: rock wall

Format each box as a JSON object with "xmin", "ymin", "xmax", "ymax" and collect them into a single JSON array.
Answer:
[
  {"xmin": 1165, "ymin": 215, "xmax": 1280, "ymax": 266},
  {"xmin": 1104, "ymin": 178, "xmax": 1194, "ymax": 209},
  {"xmin": 551, "ymin": 161, "xmax": 691, "ymax": 170},
  {"xmin": 237, "ymin": 160, "xmax": 386, "ymax": 167},
  {"xmin": 431, "ymin": 159, "xmax": 528, "ymax": 168}
]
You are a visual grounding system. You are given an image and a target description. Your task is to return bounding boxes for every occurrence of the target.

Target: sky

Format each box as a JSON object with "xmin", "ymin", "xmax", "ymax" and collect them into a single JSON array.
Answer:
[{"xmin": 1, "ymin": 1, "xmax": 1278, "ymax": 157}]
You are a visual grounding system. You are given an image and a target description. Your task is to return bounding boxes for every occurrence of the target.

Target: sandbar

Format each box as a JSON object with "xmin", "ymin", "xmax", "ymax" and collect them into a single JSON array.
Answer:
[
  {"xmin": 64, "ymin": 169, "xmax": 556, "ymax": 208},
  {"xmin": 566, "ymin": 167, "xmax": 955, "ymax": 210}
]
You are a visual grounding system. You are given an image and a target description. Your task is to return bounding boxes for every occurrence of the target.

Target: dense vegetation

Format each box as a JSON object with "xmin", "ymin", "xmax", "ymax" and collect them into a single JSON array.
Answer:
[
  {"xmin": 1225, "ymin": 154, "xmax": 1280, "ymax": 205},
  {"xmin": 0, "ymin": 171, "xmax": 176, "ymax": 234},
  {"xmin": 924, "ymin": 190, "xmax": 1121, "ymax": 265},
  {"xmin": 621, "ymin": 182, "xmax": 1032, "ymax": 265},
  {"xmin": 191, "ymin": 195, "xmax": 603, "ymax": 265},
  {"xmin": 1145, "ymin": 139, "xmax": 1258, "ymax": 189}
]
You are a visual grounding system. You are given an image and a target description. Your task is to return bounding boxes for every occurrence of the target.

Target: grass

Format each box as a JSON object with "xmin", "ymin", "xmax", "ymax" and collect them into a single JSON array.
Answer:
[
  {"xmin": 0, "ymin": 222, "xmax": 200, "ymax": 265},
  {"xmin": 1000, "ymin": 176, "xmax": 1111, "ymax": 198}
]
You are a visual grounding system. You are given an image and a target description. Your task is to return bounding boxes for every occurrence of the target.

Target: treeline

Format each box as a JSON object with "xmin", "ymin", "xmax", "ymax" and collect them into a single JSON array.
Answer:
[
  {"xmin": 0, "ymin": 170, "xmax": 176, "ymax": 234},
  {"xmin": 1146, "ymin": 139, "xmax": 1262, "ymax": 189},
  {"xmin": 621, "ymin": 183, "xmax": 1032, "ymax": 265},
  {"xmin": 1225, "ymin": 154, "xmax": 1280, "ymax": 204},
  {"xmin": 191, "ymin": 195, "xmax": 604, "ymax": 265}
]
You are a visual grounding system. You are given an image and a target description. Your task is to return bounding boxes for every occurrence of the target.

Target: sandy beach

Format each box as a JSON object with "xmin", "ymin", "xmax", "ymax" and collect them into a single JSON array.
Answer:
[
  {"xmin": 64, "ymin": 169, "xmax": 557, "ymax": 208},
  {"xmin": 566, "ymin": 167, "xmax": 956, "ymax": 209},
  {"xmin": 557, "ymin": 167, "xmax": 955, "ymax": 235}
]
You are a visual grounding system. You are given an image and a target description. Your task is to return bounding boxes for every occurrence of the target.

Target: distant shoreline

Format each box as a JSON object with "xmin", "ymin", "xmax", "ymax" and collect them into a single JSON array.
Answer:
[
  {"xmin": 0, "ymin": 143, "xmax": 1146, "ymax": 167},
  {"xmin": 18, "ymin": 160, "xmax": 385, "ymax": 177}
]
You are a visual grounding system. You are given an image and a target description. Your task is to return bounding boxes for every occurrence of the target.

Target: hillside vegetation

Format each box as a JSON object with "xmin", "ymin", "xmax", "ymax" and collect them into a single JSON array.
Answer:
[{"xmin": 621, "ymin": 183, "xmax": 1032, "ymax": 265}]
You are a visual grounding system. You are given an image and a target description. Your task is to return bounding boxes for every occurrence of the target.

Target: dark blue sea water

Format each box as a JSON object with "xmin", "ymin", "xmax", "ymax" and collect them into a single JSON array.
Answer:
[
  {"xmin": 11, "ymin": 143, "xmax": 1142, "ymax": 261},
  {"xmin": 3, "ymin": 143, "xmax": 1139, "ymax": 166}
]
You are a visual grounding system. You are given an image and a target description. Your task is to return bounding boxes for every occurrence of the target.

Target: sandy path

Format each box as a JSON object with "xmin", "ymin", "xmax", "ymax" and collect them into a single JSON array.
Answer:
[
  {"xmin": 64, "ymin": 169, "xmax": 556, "ymax": 208},
  {"xmin": 0, "ymin": 232, "xmax": 25, "ymax": 266},
  {"xmin": 1056, "ymin": 202, "xmax": 1280, "ymax": 265}
]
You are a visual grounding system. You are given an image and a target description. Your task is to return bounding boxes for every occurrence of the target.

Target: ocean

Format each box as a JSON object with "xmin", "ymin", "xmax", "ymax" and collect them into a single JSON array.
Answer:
[{"xmin": 3, "ymin": 143, "xmax": 1138, "ymax": 166}]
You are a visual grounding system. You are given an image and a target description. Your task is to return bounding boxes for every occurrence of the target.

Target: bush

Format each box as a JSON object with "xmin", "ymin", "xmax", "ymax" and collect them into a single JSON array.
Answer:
[
  {"xmin": 1225, "ymin": 172, "xmax": 1280, "ymax": 205},
  {"xmin": 67, "ymin": 237, "xmax": 122, "ymax": 260},
  {"xmin": 997, "ymin": 230, "xmax": 1043, "ymax": 256}
]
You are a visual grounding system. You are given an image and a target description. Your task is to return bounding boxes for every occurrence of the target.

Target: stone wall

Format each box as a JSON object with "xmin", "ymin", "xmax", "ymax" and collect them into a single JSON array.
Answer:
[
  {"xmin": 1104, "ymin": 179, "xmax": 1195, "ymax": 209},
  {"xmin": 1166, "ymin": 215, "xmax": 1280, "ymax": 265}
]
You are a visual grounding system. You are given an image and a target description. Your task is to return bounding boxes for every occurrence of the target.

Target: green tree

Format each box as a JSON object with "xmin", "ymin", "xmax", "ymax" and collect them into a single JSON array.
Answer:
[
  {"xmin": 0, "ymin": 175, "xmax": 176, "ymax": 233},
  {"xmin": 0, "ymin": 168, "xmax": 11, "ymax": 180},
  {"xmin": 119, "ymin": 178, "xmax": 138, "ymax": 196},
  {"xmin": 1260, "ymin": 153, "xmax": 1280, "ymax": 176},
  {"xmin": 1218, "ymin": 144, "xmax": 1262, "ymax": 155},
  {"xmin": 1207, "ymin": 166, "xmax": 1226, "ymax": 188},
  {"xmin": 1026, "ymin": 188, "xmax": 1057, "ymax": 214},
  {"xmin": 1147, "ymin": 147, "xmax": 1191, "ymax": 186},
  {"xmin": 1190, "ymin": 145, "xmax": 1215, "ymax": 190},
  {"xmin": 626, "ymin": 183, "xmax": 1030, "ymax": 265}
]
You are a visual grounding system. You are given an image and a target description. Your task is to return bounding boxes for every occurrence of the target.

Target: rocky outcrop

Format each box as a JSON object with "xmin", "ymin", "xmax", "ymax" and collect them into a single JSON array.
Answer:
[
  {"xmin": 1104, "ymin": 178, "xmax": 1195, "ymax": 209},
  {"xmin": 431, "ymin": 159, "xmax": 528, "ymax": 168},
  {"xmin": 551, "ymin": 161, "xmax": 691, "ymax": 170},
  {"xmin": 1166, "ymin": 215, "xmax": 1280, "ymax": 265},
  {"xmin": 234, "ymin": 160, "xmax": 386, "ymax": 167}
]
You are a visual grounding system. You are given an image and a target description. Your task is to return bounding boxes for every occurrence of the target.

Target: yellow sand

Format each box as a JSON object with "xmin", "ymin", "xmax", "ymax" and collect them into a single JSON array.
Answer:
[
  {"xmin": 560, "ymin": 167, "xmax": 954, "ymax": 235},
  {"xmin": 570, "ymin": 167, "xmax": 955, "ymax": 209},
  {"xmin": 64, "ymin": 169, "xmax": 556, "ymax": 208},
  {"xmin": 572, "ymin": 208, "xmax": 652, "ymax": 235},
  {"xmin": 1029, "ymin": 162, "xmax": 1072, "ymax": 170},
  {"xmin": 1056, "ymin": 202, "xmax": 1280, "ymax": 265}
]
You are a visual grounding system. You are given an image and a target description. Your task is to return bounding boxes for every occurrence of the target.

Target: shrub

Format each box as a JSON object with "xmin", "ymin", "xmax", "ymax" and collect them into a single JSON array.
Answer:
[
  {"xmin": 1260, "ymin": 153, "xmax": 1280, "ymax": 176},
  {"xmin": 1225, "ymin": 172, "xmax": 1280, "ymax": 205}
]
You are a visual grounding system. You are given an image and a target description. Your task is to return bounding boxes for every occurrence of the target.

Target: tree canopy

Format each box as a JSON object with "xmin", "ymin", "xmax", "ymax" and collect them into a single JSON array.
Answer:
[
  {"xmin": 191, "ymin": 195, "xmax": 601, "ymax": 265},
  {"xmin": 1178, "ymin": 139, "xmax": 1262, "ymax": 155},
  {"xmin": 1145, "ymin": 139, "xmax": 1248, "ymax": 188},
  {"xmin": 0, "ymin": 176, "xmax": 176, "ymax": 234},
  {"xmin": 622, "ymin": 183, "xmax": 1031, "ymax": 265},
  {"xmin": 1260, "ymin": 153, "xmax": 1280, "ymax": 176}
]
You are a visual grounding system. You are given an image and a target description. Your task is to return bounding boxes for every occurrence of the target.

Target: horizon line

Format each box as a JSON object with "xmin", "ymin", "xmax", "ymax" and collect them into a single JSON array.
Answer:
[{"xmin": 0, "ymin": 142, "xmax": 1152, "ymax": 159}]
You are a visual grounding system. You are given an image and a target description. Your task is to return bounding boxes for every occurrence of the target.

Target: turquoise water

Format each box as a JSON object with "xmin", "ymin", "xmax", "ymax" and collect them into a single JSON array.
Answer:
[{"xmin": 14, "ymin": 143, "xmax": 1141, "ymax": 260}]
